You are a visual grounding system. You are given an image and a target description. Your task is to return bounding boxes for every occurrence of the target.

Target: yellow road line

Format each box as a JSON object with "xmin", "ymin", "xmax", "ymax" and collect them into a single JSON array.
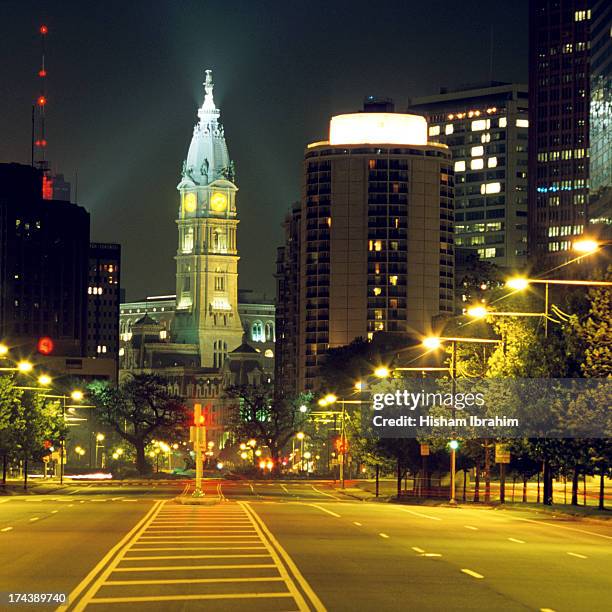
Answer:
[
  {"xmin": 89, "ymin": 592, "xmax": 293, "ymax": 604},
  {"xmin": 567, "ymin": 552, "xmax": 588, "ymax": 559},
  {"xmin": 122, "ymin": 553, "xmax": 271, "ymax": 560},
  {"xmin": 112, "ymin": 563, "xmax": 276, "ymax": 572},
  {"xmin": 241, "ymin": 501, "xmax": 327, "ymax": 612},
  {"xmin": 105, "ymin": 576, "xmax": 284, "ymax": 586},
  {"xmin": 57, "ymin": 499, "xmax": 163, "ymax": 612},
  {"xmin": 379, "ymin": 533, "xmax": 390, "ymax": 539},
  {"xmin": 311, "ymin": 485, "xmax": 342, "ymax": 500},
  {"xmin": 1, "ymin": 526, "xmax": 13, "ymax": 532}
]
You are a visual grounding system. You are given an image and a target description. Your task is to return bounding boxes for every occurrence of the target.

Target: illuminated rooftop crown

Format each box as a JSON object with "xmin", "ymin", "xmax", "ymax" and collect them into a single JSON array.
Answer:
[{"xmin": 178, "ymin": 70, "xmax": 234, "ymax": 189}]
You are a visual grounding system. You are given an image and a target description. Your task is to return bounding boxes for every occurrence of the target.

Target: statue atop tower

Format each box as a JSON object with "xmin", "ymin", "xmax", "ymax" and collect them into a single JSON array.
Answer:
[{"xmin": 172, "ymin": 70, "xmax": 243, "ymax": 368}]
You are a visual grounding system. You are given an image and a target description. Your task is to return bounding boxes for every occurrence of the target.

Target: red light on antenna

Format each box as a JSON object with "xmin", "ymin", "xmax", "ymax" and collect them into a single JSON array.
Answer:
[
  {"xmin": 40, "ymin": 25, "xmax": 48, "ymax": 35},
  {"xmin": 35, "ymin": 140, "xmax": 41, "ymax": 146},
  {"xmin": 38, "ymin": 69, "xmax": 47, "ymax": 77},
  {"xmin": 37, "ymin": 96, "xmax": 47, "ymax": 106}
]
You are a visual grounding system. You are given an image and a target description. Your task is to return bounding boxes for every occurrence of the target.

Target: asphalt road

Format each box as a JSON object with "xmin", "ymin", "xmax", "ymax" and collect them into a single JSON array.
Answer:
[{"xmin": 0, "ymin": 479, "xmax": 610, "ymax": 611}]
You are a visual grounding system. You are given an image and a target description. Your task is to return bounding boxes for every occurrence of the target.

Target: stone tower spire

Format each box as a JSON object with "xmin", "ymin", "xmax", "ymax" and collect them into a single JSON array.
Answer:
[{"xmin": 172, "ymin": 70, "xmax": 242, "ymax": 368}]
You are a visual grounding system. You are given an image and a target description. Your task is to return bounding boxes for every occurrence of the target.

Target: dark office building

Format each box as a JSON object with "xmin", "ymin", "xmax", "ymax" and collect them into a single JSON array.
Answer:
[
  {"xmin": 87, "ymin": 243, "xmax": 121, "ymax": 360},
  {"xmin": 275, "ymin": 203, "xmax": 301, "ymax": 398},
  {"xmin": 0, "ymin": 163, "xmax": 90, "ymax": 358},
  {"xmin": 528, "ymin": 0, "xmax": 591, "ymax": 267}
]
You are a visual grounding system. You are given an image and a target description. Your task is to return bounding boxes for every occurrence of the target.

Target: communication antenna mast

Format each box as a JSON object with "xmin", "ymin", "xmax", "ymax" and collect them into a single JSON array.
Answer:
[{"xmin": 32, "ymin": 24, "xmax": 53, "ymax": 198}]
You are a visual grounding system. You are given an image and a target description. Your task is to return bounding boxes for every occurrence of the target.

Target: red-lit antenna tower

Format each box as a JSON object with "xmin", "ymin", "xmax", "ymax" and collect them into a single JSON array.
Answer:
[{"xmin": 32, "ymin": 24, "xmax": 53, "ymax": 198}]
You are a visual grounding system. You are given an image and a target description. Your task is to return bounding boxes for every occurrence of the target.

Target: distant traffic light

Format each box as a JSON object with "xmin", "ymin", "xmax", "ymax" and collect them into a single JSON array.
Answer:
[{"xmin": 37, "ymin": 336, "xmax": 54, "ymax": 355}]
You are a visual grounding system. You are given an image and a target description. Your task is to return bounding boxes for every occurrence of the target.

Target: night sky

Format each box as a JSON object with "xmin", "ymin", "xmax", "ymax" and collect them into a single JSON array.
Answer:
[{"xmin": 0, "ymin": 0, "xmax": 528, "ymax": 301}]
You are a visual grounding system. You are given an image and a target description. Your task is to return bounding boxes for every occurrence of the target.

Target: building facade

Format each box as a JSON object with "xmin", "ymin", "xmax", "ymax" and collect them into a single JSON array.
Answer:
[
  {"xmin": 0, "ymin": 163, "xmax": 90, "ymax": 359},
  {"xmin": 275, "ymin": 203, "xmax": 301, "ymax": 397},
  {"xmin": 277, "ymin": 101, "xmax": 454, "ymax": 391},
  {"xmin": 528, "ymin": 0, "xmax": 591, "ymax": 266},
  {"xmin": 409, "ymin": 82, "xmax": 529, "ymax": 271},
  {"xmin": 87, "ymin": 243, "xmax": 121, "ymax": 361},
  {"xmin": 589, "ymin": 0, "xmax": 611, "ymax": 198}
]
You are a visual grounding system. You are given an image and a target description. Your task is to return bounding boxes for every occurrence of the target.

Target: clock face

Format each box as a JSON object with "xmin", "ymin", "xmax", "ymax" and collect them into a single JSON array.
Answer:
[
  {"xmin": 184, "ymin": 192, "xmax": 197, "ymax": 213},
  {"xmin": 210, "ymin": 191, "xmax": 227, "ymax": 212}
]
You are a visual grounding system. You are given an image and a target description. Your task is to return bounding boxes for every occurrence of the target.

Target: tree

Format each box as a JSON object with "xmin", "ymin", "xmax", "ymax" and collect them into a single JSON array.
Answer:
[
  {"xmin": 0, "ymin": 375, "xmax": 21, "ymax": 484},
  {"xmin": 224, "ymin": 382, "xmax": 311, "ymax": 471},
  {"xmin": 89, "ymin": 374, "xmax": 188, "ymax": 476}
]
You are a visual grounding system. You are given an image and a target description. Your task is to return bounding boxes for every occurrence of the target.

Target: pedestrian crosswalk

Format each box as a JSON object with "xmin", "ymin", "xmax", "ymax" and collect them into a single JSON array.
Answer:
[{"xmin": 65, "ymin": 500, "xmax": 325, "ymax": 611}]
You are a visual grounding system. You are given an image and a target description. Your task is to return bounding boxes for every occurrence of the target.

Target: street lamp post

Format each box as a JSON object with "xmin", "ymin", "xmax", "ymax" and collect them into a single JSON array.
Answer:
[{"xmin": 422, "ymin": 336, "xmax": 501, "ymax": 505}]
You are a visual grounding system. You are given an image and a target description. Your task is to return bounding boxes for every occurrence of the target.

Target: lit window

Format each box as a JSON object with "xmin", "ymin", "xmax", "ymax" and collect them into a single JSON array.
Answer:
[
  {"xmin": 480, "ymin": 182, "xmax": 501, "ymax": 195},
  {"xmin": 471, "ymin": 146, "xmax": 484, "ymax": 157},
  {"xmin": 471, "ymin": 119, "xmax": 490, "ymax": 131},
  {"xmin": 481, "ymin": 133, "xmax": 491, "ymax": 143},
  {"xmin": 516, "ymin": 118, "xmax": 529, "ymax": 128},
  {"xmin": 454, "ymin": 160, "xmax": 466, "ymax": 172},
  {"xmin": 487, "ymin": 157, "xmax": 497, "ymax": 168},
  {"xmin": 428, "ymin": 125, "xmax": 440, "ymax": 136},
  {"xmin": 445, "ymin": 124, "xmax": 453, "ymax": 135},
  {"xmin": 367, "ymin": 332, "xmax": 374, "ymax": 341},
  {"xmin": 373, "ymin": 287, "xmax": 382, "ymax": 296},
  {"xmin": 264, "ymin": 349, "xmax": 274, "ymax": 358},
  {"xmin": 471, "ymin": 159, "xmax": 484, "ymax": 170},
  {"xmin": 374, "ymin": 309, "xmax": 383, "ymax": 320},
  {"xmin": 498, "ymin": 117, "xmax": 507, "ymax": 128},
  {"xmin": 159, "ymin": 330, "xmax": 167, "ymax": 339},
  {"xmin": 119, "ymin": 347, "xmax": 125, "ymax": 357},
  {"xmin": 374, "ymin": 240, "xmax": 382, "ymax": 251},
  {"xmin": 389, "ymin": 275, "xmax": 398, "ymax": 286}
]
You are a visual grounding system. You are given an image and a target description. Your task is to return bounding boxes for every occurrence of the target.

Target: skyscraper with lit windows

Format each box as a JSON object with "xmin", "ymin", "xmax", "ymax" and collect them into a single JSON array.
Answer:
[
  {"xmin": 528, "ymin": 0, "xmax": 591, "ymax": 266},
  {"xmin": 409, "ymin": 83, "xmax": 529, "ymax": 271},
  {"xmin": 277, "ymin": 99, "xmax": 454, "ymax": 391}
]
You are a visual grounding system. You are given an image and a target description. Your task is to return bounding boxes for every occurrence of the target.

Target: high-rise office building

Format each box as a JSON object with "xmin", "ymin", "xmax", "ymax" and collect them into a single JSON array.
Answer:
[
  {"xmin": 589, "ymin": 0, "xmax": 611, "ymax": 197},
  {"xmin": 0, "ymin": 163, "xmax": 90, "ymax": 359},
  {"xmin": 277, "ymin": 100, "xmax": 454, "ymax": 391},
  {"xmin": 409, "ymin": 83, "xmax": 529, "ymax": 271},
  {"xmin": 87, "ymin": 243, "xmax": 121, "ymax": 360},
  {"xmin": 528, "ymin": 0, "xmax": 591, "ymax": 266},
  {"xmin": 275, "ymin": 203, "xmax": 301, "ymax": 397}
]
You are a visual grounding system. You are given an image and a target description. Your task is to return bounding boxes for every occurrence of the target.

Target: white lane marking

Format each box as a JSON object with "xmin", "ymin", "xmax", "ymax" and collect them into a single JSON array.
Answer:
[
  {"xmin": 567, "ymin": 552, "xmax": 588, "ymax": 559},
  {"xmin": 464, "ymin": 525, "xmax": 478, "ymax": 530},
  {"xmin": 79, "ymin": 501, "xmax": 85, "ymax": 504},
  {"xmin": 68, "ymin": 504, "xmax": 74, "ymax": 507},
  {"xmin": 508, "ymin": 537, "xmax": 526, "ymax": 544},
  {"xmin": 308, "ymin": 504, "xmax": 341, "ymax": 518},
  {"xmin": 0, "ymin": 498, "xmax": 13, "ymax": 504},
  {"xmin": 249, "ymin": 483, "xmax": 255, "ymax": 494},
  {"xmin": 29, "ymin": 517, "xmax": 40, "ymax": 522},
  {"xmin": 461, "ymin": 569, "xmax": 484, "ymax": 579},
  {"xmin": 311, "ymin": 485, "xmax": 341, "ymax": 500},
  {"xmin": 111, "ymin": 497, "xmax": 123, "ymax": 501},
  {"xmin": 51, "ymin": 510, "xmax": 58, "ymax": 514},
  {"xmin": 281, "ymin": 484, "xmax": 291, "ymax": 495},
  {"xmin": 422, "ymin": 553, "xmax": 442, "ymax": 557},
  {"xmin": 411, "ymin": 546, "xmax": 425, "ymax": 553},
  {"xmin": 540, "ymin": 608, "xmax": 557, "ymax": 612},
  {"xmin": 121, "ymin": 499, "xmax": 138, "ymax": 502},
  {"xmin": 509, "ymin": 516, "xmax": 612, "ymax": 541},
  {"xmin": 353, "ymin": 522, "xmax": 362, "ymax": 526},
  {"xmin": 379, "ymin": 533, "xmax": 390, "ymax": 539},
  {"xmin": 399, "ymin": 507, "xmax": 441, "ymax": 521},
  {"xmin": 1, "ymin": 527, "xmax": 13, "ymax": 532}
]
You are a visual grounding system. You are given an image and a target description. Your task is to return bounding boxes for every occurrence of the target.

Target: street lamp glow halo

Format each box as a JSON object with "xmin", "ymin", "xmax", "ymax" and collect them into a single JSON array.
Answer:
[
  {"xmin": 573, "ymin": 239, "xmax": 599, "ymax": 254},
  {"xmin": 38, "ymin": 374, "xmax": 52, "ymax": 386},
  {"xmin": 17, "ymin": 360, "xmax": 33, "ymax": 372},
  {"xmin": 374, "ymin": 366, "xmax": 390, "ymax": 378},
  {"xmin": 422, "ymin": 337, "xmax": 441, "ymax": 350},
  {"xmin": 506, "ymin": 277, "xmax": 530, "ymax": 291}
]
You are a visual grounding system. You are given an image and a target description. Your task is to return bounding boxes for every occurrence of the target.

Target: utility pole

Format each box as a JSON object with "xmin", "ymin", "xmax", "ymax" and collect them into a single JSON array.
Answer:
[{"xmin": 191, "ymin": 403, "xmax": 205, "ymax": 497}]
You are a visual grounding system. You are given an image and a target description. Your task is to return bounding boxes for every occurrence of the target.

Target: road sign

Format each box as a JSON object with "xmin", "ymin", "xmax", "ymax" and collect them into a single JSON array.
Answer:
[
  {"xmin": 420, "ymin": 444, "xmax": 430, "ymax": 456},
  {"xmin": 495, "ymin": 443, "xmax": 511, "ymax": 464}
]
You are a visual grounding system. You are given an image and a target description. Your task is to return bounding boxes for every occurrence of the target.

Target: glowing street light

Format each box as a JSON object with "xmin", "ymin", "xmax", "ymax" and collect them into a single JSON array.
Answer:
[
  {"xmin": 573, "ymin": 238, "xmax": 600, "ymax": 254},
  {"xmin": 374, "ymin": 366, "xmax": 390, "ymax": 378},
  {"xmin": 17, "ymin": 361, "xmax": 33, "ymax": 373},
  {"xmin": 299, "ymin": 404, "xmax": 308, "ymax": 413},
  {"xmin": 422, "ymin": 336, "xmax": 442, "ymax": 350},
  {"xmin": 467, "ymin": 306, "xmax": 488, "ymax": 319},
  {"xmin": 247, "ymin": 439, "xmax": 257, "ymax": 447},
  {"xmin": 506, "ymin": 277, "xmax": 530, "ymax": 291},
  {"xmin": 239, "ymin": 442, "xmax": 247, "ymax": 451},
  {"xmin": 38, "ymin": 374, "xmax": 52, "ymax": 386},
  {"xmin": 96, "ymin": 433, "xmax": 105, "ymax": 442},
  {"xmin": 71, "ymin": 390, "xmax": 84, "ymax": 402},
  {"xmin": 240, "ymin": 451, "xmax": 248, "ymax": 460},
  {"xmin": 296, "ymin": 432, "xmax": 305, "ymax": 441},
  {"xmin": 0, "ymin": 344, "xmax": 8, "ymax": 357}
]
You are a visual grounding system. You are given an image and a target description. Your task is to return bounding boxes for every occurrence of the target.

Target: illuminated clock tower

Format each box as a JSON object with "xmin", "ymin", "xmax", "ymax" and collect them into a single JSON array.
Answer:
[{"xmin": 172, "ymin": 70, "xmax": 243, "ymax": 368}]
